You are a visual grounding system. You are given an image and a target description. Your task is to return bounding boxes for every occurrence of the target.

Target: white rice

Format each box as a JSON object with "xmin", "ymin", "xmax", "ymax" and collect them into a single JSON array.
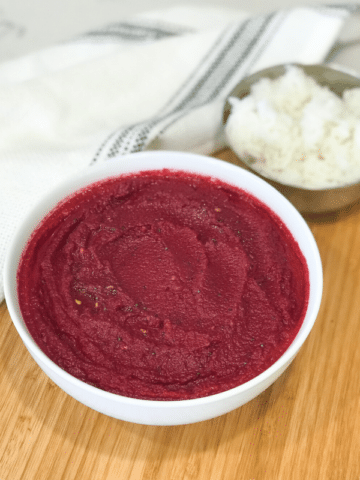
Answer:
[{"xmin": 225, "ymin": 65, "xmax": 360, "ymax": 189}]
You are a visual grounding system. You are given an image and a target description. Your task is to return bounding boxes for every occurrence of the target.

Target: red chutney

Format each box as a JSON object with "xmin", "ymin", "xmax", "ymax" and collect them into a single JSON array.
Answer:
[{"xmin": 17, "ymin": 170, "xmax": 309, "ymax": 400}]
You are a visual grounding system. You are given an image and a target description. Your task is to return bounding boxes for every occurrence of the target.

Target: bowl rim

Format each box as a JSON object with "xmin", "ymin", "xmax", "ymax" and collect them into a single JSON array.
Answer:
[{"xmin": 3, "ymin": 150, "xmax": 323, "ymax": 408}]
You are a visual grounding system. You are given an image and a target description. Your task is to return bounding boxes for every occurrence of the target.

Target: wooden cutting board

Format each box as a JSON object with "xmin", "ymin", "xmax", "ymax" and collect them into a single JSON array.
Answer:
[{"xmin": 1, "ymin": 149, "xmax": 359, "ymax": 480}]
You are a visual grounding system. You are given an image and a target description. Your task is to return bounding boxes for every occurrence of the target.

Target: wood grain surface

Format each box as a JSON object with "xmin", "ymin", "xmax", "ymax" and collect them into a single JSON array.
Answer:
[{"xmin": 1, "ymin": 149, "xmax": 360, "ymax": 480}]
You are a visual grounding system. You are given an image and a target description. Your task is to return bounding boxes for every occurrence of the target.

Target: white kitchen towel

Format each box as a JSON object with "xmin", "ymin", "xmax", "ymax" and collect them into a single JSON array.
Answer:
[{"xmin": 0, "ymin": 3, "xmax": 358, "ymax": 302}]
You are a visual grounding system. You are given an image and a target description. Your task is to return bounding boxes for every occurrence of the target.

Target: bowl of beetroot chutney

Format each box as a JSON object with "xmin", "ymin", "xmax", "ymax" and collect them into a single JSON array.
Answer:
[{"xmin": 4, "ymin": 151, "xmax": 322, "ymax": 425}]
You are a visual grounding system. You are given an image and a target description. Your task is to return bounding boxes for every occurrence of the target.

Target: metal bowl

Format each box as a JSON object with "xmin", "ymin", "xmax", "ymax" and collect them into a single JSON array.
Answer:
[{"xmin": 223, "ymin": 63, "xmax": 360, "ymax": 214}]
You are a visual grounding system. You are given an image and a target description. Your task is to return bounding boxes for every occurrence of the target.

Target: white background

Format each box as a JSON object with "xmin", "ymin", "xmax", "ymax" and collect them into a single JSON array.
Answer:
[{"xmin": 0, "ymin": 0, "xmax": 360, "ymax": 69}]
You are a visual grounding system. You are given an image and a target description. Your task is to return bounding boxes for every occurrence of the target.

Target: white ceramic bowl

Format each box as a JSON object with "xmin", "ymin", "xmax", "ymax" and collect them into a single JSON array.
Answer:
[{"xmin": 4, "ymin": 151, "xmax": 323, "ymax": 425}]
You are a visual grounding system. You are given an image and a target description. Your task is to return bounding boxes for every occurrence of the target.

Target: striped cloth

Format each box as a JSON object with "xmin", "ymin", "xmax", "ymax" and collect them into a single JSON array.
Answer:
[{"xmin": 0, "ymin": 4, "xmax": 358, "ymax": 302}]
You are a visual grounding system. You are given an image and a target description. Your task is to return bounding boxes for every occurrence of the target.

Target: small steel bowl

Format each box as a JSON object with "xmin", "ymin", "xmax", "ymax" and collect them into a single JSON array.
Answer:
[{"xmin": 223, "ymin": 63, "xmax": 360, "ymax": 214}]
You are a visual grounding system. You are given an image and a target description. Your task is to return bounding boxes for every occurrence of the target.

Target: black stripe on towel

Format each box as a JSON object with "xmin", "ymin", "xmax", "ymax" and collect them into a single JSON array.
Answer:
[
  {"xmin": 92, "ymin": 13, "xmax": 279, "ymax": 161},
  {"xmin": 82, "ymin": 21, "xmax": 189, "ymax": 43}
]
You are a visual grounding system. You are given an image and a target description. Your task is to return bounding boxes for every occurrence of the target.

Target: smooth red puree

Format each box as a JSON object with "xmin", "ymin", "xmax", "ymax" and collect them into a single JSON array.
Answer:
[{"xmin": 17, "ymin": 170, "xmax": 309, "ymax": 400}]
